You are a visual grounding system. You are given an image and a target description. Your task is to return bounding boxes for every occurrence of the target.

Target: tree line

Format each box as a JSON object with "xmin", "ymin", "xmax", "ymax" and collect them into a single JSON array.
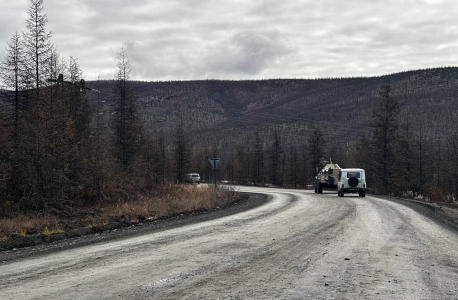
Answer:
[
  {"xmin": 1, "ymin": 1, "xmax": 456, "ymax": 218},
  {"xmin": 0, "ymin": 0, "xmax": 196, "ymax": 216},
  {"xmin": 209, "ymin": 85, "xmax": 458, "ymax": 202}
]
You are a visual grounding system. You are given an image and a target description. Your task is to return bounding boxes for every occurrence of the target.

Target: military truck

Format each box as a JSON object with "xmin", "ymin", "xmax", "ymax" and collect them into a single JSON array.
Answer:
[{"xmin": 314, "ymin": 159, "xmax": 342, "ymax": 193}]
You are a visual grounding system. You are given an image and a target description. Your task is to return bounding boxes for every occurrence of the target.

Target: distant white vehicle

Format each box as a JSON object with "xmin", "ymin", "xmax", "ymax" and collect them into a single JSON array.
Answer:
[
  {"xmin": 186, "ymin": 173, "xmax": 201, "ymax": 184},
  {"xmin": 338, "ymin": 169, "xmax": 366, "ymax": 197}
]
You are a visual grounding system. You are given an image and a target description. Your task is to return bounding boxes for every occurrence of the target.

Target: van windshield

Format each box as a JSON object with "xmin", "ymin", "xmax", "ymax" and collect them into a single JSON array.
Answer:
[
  {"xmin": 347, "ymin": 172, "xmax": 360, "ymax": 178},
  {"xmin": 192, "ymin": 174, "xmax": 199, "ymax": 177}
]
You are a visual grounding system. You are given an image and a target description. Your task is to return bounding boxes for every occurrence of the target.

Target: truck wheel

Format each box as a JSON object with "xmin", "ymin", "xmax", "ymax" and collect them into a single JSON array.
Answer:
[{"xmin": 359, "ymin": 193, "xmax": 365, "ymax": 197}]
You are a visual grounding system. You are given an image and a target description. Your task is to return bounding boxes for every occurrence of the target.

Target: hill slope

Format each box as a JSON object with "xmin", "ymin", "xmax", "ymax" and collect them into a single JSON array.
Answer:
[{"xmin": 87, "ymin": 67, "xmax": 458, "ymax": 146}]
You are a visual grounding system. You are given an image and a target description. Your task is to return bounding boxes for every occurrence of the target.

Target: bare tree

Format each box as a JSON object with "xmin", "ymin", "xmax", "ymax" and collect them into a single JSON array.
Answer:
[
  {"xmin": 23, "ymin": 0, "xmax": 53, "ymax": 91},
  {"xmin": 0, "ymin": 32, "xmax": 27, "ymax": 134},
  {"xmin": 268, "ymin": 131, "xmax": 282, "ymax": 186},
  {"xmin": 173, "ymin": 118, "xmax": 190, "ymax": 183},
  {"xmin": 392, "ymin": 120, "xmax": 414, "ymax": 194},
  {"xmin": 451, "ymin": 132, "xmax": 458, "ymax": 198},
  {"xmin": 155, "ymin": 131, "xmax": 168, "ymax": 185},
  {"xmin": 308, "ymin": 126, "xmax": 326, "ymax": 179},
  {"xmin": 111, "ymin": 46, "xmax": 143, "ymax": 171},
  {"xmin": 370, "ymin": 85, "xmax": 399, "ymax": 193},
  {"xmin": 252, "ymin": 131, "xmax": 264, "ymax": 185}
]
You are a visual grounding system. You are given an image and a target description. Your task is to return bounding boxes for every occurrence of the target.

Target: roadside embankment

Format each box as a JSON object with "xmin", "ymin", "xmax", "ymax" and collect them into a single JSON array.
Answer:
[{"xmin": 0, "ymin": 190, "xmax": 268, "ymax": 255}]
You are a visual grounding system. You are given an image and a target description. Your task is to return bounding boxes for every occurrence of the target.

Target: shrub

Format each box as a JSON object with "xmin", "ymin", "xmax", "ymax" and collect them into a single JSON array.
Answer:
[{"xmin": 427, "ymin": 187, "xmax": 444, "ymax": 203}]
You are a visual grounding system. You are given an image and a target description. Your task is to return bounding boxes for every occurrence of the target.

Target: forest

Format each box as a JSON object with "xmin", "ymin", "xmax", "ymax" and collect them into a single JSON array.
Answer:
[
  {"xmin": 0, "ymin": 0, "xmax": 457, "ymax": 229},
  {"xmin": 86, "ymin": 68, "xmax": 458, "ymax": 202}
]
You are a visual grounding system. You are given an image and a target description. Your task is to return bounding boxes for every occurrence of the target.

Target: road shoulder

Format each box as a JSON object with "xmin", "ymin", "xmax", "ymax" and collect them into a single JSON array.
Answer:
[
  {"xmin": 0, "ymin": 192, "xmax": 268, "ymax": 262},
  {"xmin": 372, "ymin": 194, "xmax": 458, "ymax": 234}
]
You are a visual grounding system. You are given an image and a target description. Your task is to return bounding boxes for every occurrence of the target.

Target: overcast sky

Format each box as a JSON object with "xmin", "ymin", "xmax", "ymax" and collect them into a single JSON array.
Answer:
[{"xmin": 1, "ymin": 0, "xmax": 458, "ymax": 81}]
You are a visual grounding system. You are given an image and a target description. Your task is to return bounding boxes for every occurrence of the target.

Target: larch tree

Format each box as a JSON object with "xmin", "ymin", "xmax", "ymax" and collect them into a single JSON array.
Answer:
[
  {"xmin": 287, "ymin": 143, "xmax": 299, "ymax": 187},
  {"xmin": 308, "ymin": 126, "xmax": 326, "ymax": 180},
  {"xmin": 0, "ymin": 33, "xmax": 27, "ymax": 203},
  {"xmin": 252, "ymin": 131, "xmax": 264, "ymax": 185},
  {"xmin": 268, "ymin": 130, "xmax": 282, "ymax": 186},
  {"xmin": 173, "ymin": 118, "xmax": 190, "ymax": 183},
  {"xmin": 19, "ymin": 0, "xmax": 54, "ymax": 197},
  {"xmin": 450, "ymin": 132, "xmax": 458, "ymax": 198},
  {"xmin": 0, "ymin": 32, "xmax": 27, "ymax": 136},
  {"xmin": 155, "ymin": 131, "xmax": 168, "ymax": 185},
  {"xmin": 111, "ymin": 47, "xmax": 143, "ymax": 171},
  {"xmin": 23, "ymin": 0, "xmax": 53, "ymax": 91},
  {"xmin": 65, "ymin": 57, "xmax": 92, "ymax": 197},
  {"xmin": 370, "ymin": 85, "xmax": 400, "ymax": 194},
  {"xmin": 393, "ymin": 120, "xmax": 414, "ymax": 194}
]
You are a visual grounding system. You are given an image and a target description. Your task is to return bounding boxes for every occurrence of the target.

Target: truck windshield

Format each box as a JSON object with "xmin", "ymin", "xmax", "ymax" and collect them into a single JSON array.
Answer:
[{"xmin": 347, "ymin": 172, "xmax": 360, "ymax": 178}]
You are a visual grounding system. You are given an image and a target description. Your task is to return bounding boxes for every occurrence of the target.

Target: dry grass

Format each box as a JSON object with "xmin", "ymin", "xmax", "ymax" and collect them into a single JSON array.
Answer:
[
  {"xmin": 0, "ymin": 213, "xmax": 62, "ymax": 241},
  {"xmin": 0, "ymin": 184, "xmax": 233, "ymax": 241},
  {"xmin": 99, "ymin": 184, "xmax": 223, "ymax": 222},
  {"xmin": 43, "ymin": 227, "xmax": 65, "ymax": 235}
]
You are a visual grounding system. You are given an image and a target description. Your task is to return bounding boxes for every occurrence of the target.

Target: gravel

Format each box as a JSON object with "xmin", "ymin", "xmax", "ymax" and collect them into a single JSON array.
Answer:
[{"xmin": 1, "ymin": 187, "xmax": 457, "ymax": 300}]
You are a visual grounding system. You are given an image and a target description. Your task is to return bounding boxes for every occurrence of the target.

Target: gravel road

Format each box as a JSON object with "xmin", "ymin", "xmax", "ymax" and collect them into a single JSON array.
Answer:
[{"xmin": 1, "ymin": 186, "xmax": 458, "ymax": 299}]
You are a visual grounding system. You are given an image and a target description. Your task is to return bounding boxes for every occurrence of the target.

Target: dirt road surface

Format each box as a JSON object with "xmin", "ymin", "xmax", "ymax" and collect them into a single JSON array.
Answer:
[{"xmin": 1, "ymin": 187, "xmax": 457, "ymax": 299}]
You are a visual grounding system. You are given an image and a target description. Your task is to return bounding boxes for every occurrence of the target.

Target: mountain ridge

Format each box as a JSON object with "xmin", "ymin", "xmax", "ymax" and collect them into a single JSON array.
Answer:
[{"xmin": 86, "ymin": 66, "xmax": 458, "ymax": 148}]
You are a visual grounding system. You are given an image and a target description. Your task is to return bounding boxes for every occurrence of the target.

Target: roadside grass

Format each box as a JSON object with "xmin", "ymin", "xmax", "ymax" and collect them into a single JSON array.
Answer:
[
  {"xmin": 402, "ymin": 188, "xmax": 457, "ymax": 204},
  {"xmin": 0, "ymin": 184, "xmax": 233, "ymax": 241},
  {"xmin": 99, "ymin": 184, "xmax": 225, "ymax": 222},
  {"xmin": 0, "ymin": 213, "xmax": 61, "ymax": 241}
]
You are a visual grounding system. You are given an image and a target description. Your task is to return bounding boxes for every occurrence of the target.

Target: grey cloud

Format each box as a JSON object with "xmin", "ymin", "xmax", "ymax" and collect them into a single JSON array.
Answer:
[
  {"xmin": 202, "ymin": 30, "xmax": 293, "ymax": 78},
  {"xmin": 123, "ymin": 29, "xmax": 293, "ymax": 80},
  {"xmin": 1, "ymin": 0, "xmax": 458, "ymax": 82}
]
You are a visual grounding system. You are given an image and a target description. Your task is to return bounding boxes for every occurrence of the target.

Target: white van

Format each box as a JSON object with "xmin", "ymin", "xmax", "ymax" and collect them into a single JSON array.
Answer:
[{"xmin": 338, "ymin": 168, "xmax": 366, "ymax": 197}]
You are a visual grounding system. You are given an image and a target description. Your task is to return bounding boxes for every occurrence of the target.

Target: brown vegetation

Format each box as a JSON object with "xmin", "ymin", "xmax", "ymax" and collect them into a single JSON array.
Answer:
[{"xmin": 0, "ymin": 184, "xmax": 232, "ymax": 241}]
